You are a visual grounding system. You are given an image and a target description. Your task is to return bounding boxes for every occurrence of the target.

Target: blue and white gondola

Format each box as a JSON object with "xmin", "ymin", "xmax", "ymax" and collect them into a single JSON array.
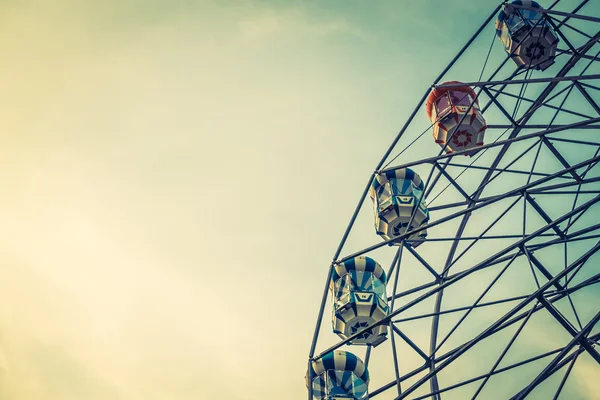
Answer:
[
  {"xmin": 306, "ymin": 350, "xmax": 369, "ymax": 400},
  {"xmin": 369, "ymin": 168, "xmax": 429, "ymax": 247},
  {"xmin": 330, "ymin": 256, "xmax": 389, "ymax": 346}
]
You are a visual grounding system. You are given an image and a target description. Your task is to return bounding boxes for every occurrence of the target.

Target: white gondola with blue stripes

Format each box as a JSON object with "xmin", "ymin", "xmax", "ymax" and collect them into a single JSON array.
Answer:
[
  {"xmin": 370, "ymin": 168, "xmax": 429, "ymax": 247},
  {"xmin": 330, "ymin": 256, "xmax": 389, "ymax": 346},
  {"xmin": 306, "ymin": 350, "xmax": 369, "ymax": 400}
]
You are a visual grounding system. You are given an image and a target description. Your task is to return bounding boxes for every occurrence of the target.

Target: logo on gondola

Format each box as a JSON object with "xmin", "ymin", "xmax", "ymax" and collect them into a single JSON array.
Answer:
[
  {"xmin": 525, "ymin": 42, "xmax": 546, "ymax": 61},
  {"xmin": 397, "ymin": 196, "xmax": 414, "ymax": 205},
  {"xmin": 355, "ymin": 293, "xmax": 373, "ymax": 302},
  {"xmin": 452, "ymin": 130, "xmax": 472, "ymax": 148},
  {"xmin": 350, "ymin": 321, "xmax": 372, "ymax": 340}
]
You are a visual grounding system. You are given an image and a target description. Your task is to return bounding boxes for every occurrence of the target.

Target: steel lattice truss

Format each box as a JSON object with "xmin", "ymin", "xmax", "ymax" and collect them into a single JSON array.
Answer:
[{"xmin": 308, "ymin": 1, "xmax": 600, "ymax": 399}]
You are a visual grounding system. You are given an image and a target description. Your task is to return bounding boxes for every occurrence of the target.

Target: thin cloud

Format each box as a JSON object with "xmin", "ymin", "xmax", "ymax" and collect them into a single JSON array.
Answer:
[{"xmin": 236, "ymin": 7, "xmax": 370, "ymax": 44}]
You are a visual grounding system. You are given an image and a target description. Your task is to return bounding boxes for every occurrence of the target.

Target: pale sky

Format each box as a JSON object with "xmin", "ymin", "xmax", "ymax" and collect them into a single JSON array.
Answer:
[{"xmin": 1, "ymin": 0, "xmax": 599, "ymax": 399}]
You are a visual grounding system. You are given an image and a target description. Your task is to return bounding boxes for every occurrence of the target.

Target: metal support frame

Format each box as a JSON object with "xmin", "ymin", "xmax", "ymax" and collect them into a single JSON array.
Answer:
[{"xmin": 307, "ymin": 1, "xmax": 600, "ymax": 399}]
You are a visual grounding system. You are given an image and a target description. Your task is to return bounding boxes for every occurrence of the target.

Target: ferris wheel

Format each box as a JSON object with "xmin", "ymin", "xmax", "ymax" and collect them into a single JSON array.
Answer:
[{"xmin": 307, "ymin": 1, "xmax": 600, "ymax": 399}]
